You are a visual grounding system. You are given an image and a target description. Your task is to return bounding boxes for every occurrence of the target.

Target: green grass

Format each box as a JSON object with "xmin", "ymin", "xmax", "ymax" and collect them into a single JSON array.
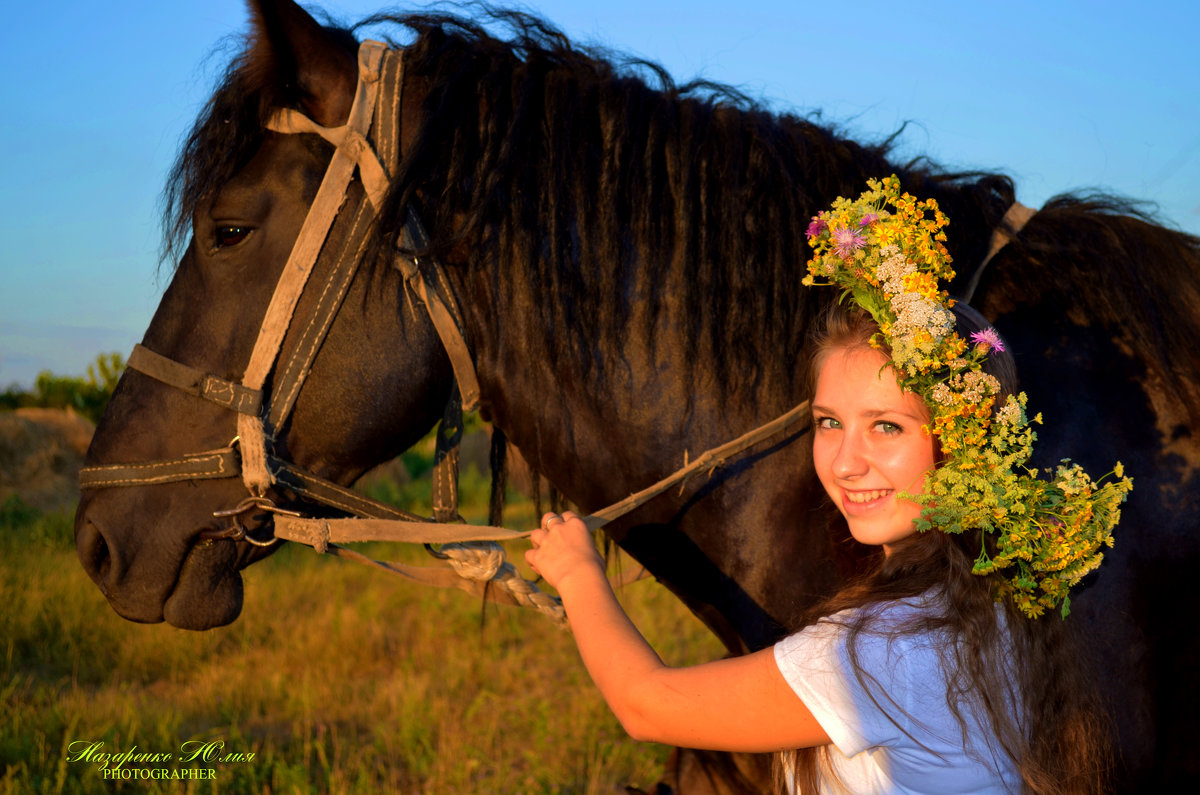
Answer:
[{"xmin": 0, "ymin": 479, "xmax": 724, "ymax": 794}]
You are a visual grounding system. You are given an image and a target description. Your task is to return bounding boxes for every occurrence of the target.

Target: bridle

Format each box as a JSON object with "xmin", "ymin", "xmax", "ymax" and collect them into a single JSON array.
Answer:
[
  {"xmin": 77, "ymin": 41, "xmax": 545, "ymax": 600},
  {"xmin": 80, "ymin": 42, "xmax": 420, "ymax": 521}
]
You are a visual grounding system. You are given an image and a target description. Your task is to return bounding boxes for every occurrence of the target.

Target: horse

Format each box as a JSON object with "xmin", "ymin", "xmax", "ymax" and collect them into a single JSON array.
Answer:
[{"xmin": 74, "ymin": 1, "xmax": 1200, "ymax": 791}]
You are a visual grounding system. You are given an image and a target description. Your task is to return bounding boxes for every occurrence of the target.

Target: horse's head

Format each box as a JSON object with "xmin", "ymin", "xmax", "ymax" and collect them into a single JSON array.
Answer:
[{"xmin": 75, "ymin": 0, "xmax": 451, "ymax": 629}]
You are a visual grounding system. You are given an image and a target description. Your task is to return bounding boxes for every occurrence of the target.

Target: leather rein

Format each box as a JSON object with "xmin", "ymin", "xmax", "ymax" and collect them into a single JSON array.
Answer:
[{"xmin": 78, "ymin": 39, "xmax": 1031, "ymax": 620}]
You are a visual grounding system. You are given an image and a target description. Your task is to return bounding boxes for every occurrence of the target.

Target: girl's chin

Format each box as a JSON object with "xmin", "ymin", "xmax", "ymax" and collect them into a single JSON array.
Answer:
[{"xmin": 845, "ymin": 519, "xmax": 920, "ymax": 550}]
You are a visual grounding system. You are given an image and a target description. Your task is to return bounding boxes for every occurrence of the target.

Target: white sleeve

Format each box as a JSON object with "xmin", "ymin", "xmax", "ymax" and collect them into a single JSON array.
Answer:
[
  {"xmin": 773, "ymin": 618, "xmax": 916, "ymax": 758},
  {"xmin": 774, "ymin": 608, "xmax": 1023, "ymax": 794}
]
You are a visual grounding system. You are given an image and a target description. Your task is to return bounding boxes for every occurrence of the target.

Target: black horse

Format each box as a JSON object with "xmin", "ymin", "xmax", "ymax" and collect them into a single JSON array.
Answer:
[{"xmin": 75, "ymin": 1, "xmax": 1200, "ymax": 791}]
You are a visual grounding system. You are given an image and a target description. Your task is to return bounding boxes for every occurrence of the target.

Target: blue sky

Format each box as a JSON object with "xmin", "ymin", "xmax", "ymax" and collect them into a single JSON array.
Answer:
[{"xmin": 2, "ymin": 0, "xmax": 1197, "ymax": 389}]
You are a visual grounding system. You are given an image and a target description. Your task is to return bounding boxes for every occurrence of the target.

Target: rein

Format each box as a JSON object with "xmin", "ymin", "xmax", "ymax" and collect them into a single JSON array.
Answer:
[{"xmin": 79, "ymin": 40, "xmax": 814, "ymax": 624}]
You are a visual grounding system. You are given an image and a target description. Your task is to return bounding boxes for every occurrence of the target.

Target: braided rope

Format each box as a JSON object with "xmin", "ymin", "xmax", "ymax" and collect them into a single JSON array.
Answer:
[{"xmin": 441, "ymin": 541, "xmax": 566, "ymax": 624}]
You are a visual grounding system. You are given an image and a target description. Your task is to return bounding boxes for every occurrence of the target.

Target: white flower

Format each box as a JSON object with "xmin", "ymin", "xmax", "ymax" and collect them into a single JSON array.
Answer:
[{"xmin": 996, "ymin": 398, "xmax": 1025, "ymax": 427}]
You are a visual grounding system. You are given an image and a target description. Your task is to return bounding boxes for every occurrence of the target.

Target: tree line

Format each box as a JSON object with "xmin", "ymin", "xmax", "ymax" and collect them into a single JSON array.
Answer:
[{"xmin": 1, "ymin": 352, "xmax": 124, "ymax": 424}]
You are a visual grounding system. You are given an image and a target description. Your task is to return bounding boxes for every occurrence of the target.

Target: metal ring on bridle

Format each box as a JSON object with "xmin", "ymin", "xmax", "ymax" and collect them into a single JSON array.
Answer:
[{"xmin": 205, "ymin": 495, "xmax": 305, "ymax": 547}]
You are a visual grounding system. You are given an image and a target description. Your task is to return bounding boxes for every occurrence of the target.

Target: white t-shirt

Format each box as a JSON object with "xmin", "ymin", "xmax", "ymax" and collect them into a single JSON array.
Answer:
[{"xmin": 773, "ymin": 597, "xmax": 1020, "ymax": 794}]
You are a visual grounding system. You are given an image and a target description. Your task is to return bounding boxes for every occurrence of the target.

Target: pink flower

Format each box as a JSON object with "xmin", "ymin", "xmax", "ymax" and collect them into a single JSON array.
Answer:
[
  {"xmin": 971, "ymin": 327, "xmax": 1006, "ymax": 353},
  {"xmin": 859, "ymin": 212, "xmax": 878, "ymax": 226},
  {"xmin": 806, "ymin": 217, "xmax": 826, "ymax": 238},
  {"xmin": 832, "ymin": 227, "xmax": 866, "ymax": 259}
]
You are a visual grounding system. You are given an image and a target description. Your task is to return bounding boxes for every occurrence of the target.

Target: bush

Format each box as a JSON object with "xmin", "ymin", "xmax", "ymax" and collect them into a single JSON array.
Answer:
[{"xmin": 0, "ymin": 352, "xmax": 124, "ymax": 424}]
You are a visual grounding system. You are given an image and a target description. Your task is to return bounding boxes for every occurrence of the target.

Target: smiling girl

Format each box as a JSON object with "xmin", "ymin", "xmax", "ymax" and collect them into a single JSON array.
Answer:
[
  {"xmin": 525, "ymin": 179, "xmax": 1128, "ymax": 794},
  {"xmin": 811, "ymin": 338, "xmax": 937, "ymax": 553}
]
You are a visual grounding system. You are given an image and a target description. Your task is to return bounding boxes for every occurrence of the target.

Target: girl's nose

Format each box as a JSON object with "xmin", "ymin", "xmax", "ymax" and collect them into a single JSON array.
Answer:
[{"xmin": 831, "ymin": 434, "xmax": 868, "ymax": 479}]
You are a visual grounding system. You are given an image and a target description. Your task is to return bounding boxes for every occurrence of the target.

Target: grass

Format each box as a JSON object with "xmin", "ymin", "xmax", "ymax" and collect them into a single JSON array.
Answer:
[{"xmin": 0, "ymin": 461, "xmax": 725, "ymax": 793}]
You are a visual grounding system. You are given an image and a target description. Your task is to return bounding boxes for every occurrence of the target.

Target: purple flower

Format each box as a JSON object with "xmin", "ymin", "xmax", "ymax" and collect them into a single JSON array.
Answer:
[
  {"xmin": 971, "ymin": 327, "xmax": 1006, "ymax": 353},
  {"xmin": 859, "ymin": 212, "xmax": 878, "ymax": 226},
  {"xmin": 832, "ymin": 227, "xmax": 866, "ymax": 259},
  {"xmin": 806, "ymin": 217, "xmax": 826, "ymax": 238}
]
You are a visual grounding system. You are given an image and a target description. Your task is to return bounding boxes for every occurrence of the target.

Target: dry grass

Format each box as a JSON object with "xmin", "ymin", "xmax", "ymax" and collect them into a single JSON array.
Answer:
[{"xmin": 0, "ymin": 488, "xmax": 724, "ymax": 794}]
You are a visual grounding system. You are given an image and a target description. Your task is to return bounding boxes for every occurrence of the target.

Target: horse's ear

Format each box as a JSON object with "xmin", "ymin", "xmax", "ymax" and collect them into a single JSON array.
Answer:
[{"xmin": 246, "ymin": 0, "xmax": 358, "ymax": 127}]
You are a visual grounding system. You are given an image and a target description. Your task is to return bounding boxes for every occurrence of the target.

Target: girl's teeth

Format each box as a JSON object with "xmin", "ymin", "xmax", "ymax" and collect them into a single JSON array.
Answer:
[{"xmin": 846, "ymin": 490, "xmax": 888, "ymax": 503}]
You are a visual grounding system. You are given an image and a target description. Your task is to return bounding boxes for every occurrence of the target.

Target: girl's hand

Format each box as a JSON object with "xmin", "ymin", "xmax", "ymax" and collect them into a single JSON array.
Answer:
[{"xmin": 525, "ymin": 511, "xmax": 604, "ymax": 591}]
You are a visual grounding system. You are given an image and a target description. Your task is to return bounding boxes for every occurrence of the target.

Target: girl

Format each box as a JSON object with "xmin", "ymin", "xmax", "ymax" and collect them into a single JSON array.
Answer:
[{"xmin": 525, "ymin": 178, "xmax": 1128, "ymax": 794}]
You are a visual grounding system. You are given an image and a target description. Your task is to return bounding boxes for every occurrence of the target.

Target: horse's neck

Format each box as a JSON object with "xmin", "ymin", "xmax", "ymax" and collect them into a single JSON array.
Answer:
[{"xmin": 469, "ymin": 295, "xmax": 764, "ymax": 511}]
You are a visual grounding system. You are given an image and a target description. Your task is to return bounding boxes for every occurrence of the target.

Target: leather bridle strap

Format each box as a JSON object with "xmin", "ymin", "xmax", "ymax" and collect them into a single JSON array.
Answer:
[
  {"xmin": 123, "ymin": 344, "xmax": 262, "ymax": 416},
  {"xmin": 270, "ymin": 456, "xmax": 426, "ymax": 522},
  {"xmin": 394, "ymin": 210, "xmax": 482, "ymax": 412},
  {"xmin": 961, "ymin": 200, "xmax": 1037, "ymax": 304},
  {"xmin": 270, "ymin": 397, "xmax": 814, "ymax": 545},
  {"xmin": 236, "ymin": 41, "xmax": 391, "ymax": 495},
  {"xmin": 267, "ymin": 109, "xmax": 390, "ymax": 209},
  {"xmin": 79, "ymin": 447, "xmax": 240, "ymax": 488}
]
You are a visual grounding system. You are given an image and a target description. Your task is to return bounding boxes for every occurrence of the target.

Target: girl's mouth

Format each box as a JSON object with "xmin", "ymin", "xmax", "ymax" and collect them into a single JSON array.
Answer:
[{"xmin": 844, "ymin": 489, "xmax": 891, "ymax": 505}]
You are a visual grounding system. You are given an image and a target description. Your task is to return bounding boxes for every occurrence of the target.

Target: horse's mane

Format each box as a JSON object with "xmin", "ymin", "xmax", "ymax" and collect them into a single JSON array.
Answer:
[
  {"xmin": 992, "ymin": 193, "xmax": 1200, "ymax": 424},
  {"xmin": 366, "ymin": 7, "xmax": 1010, "ymax": 399},
  {"xmin": 162, "ymin": 3, "xmax": 1200, "ymax": 417}
]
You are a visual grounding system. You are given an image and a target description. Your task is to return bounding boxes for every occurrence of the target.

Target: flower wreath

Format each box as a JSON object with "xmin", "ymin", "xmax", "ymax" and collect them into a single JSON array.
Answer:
[{"xmin": 803, "ymin": 176, "xmax": 1132, "ymax": 618}]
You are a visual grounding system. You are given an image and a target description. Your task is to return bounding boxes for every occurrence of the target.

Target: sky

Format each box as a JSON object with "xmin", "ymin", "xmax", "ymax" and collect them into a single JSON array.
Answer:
[{"xmin": 1, "ymin": 0, "xmax": 1197, "ymax": 390}]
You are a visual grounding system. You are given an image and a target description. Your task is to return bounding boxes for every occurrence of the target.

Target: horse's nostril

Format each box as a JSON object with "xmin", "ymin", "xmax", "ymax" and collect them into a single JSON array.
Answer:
[{"xmin": 77, "ymin": 520, "xmax": 113, "ymax": 591}]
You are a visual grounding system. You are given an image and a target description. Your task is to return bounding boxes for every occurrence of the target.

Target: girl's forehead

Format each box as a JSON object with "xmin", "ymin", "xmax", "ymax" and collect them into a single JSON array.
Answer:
[{"xmin": 815, "ymin": 345, "xmax": 928, "ymax": 418}]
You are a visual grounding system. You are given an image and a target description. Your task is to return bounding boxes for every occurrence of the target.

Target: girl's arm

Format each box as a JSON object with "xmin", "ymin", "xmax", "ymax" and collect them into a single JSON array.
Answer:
[{"xmin": 526, "ymin": 511, "xmax": 830, "ymax": 752}]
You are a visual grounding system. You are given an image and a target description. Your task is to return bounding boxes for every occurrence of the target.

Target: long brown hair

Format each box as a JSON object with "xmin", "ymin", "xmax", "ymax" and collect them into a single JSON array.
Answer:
[{"xmin": 779, "ymin": 304, "xmax": 1112, "ymax": 794}]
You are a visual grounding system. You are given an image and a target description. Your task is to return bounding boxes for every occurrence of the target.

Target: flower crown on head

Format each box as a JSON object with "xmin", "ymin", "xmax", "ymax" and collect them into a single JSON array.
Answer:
[{"xmin": 803, "ymin": 175, "xmax": 1132, "ymax": 619}]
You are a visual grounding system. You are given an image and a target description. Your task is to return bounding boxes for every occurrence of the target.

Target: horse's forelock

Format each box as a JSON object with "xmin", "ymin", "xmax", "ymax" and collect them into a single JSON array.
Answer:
[
  {"xmin": 160, "ymin": 11, "xmax": 359, "ymax": 272},
  {"xmin": 160, "ymin": 48, "xmax": 275, "ymax": 271}
]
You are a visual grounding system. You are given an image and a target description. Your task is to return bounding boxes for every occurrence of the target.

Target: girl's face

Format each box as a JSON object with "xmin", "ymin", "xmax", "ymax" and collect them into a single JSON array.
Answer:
[{"xmin": 811, "ymin": 345, "xmax": 936, "ymax": 555}]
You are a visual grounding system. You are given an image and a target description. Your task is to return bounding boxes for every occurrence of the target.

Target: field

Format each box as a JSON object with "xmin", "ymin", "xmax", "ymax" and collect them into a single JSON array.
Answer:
[{"xmin": 0, "ymin": 460, "xmax": 725, "ymax": 794}]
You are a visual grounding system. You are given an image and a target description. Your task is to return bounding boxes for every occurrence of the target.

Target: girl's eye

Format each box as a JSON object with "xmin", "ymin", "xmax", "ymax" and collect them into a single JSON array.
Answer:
[
  {"xmin": 815, "ymin": 416, "xmax": 841, "ymax": 430},
  {"xmin": 215, "ymin": 226, "xmax": 252, "ymax": 248},
  {"xmin": 875, "ymin": 421, "xmax": 902, "ymax": 435}
]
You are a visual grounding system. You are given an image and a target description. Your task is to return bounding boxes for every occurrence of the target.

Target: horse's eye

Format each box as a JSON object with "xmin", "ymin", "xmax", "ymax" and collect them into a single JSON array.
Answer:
[{"xmin": 215, "ymin": 225, "xmax": 252, "ymax": 248}]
